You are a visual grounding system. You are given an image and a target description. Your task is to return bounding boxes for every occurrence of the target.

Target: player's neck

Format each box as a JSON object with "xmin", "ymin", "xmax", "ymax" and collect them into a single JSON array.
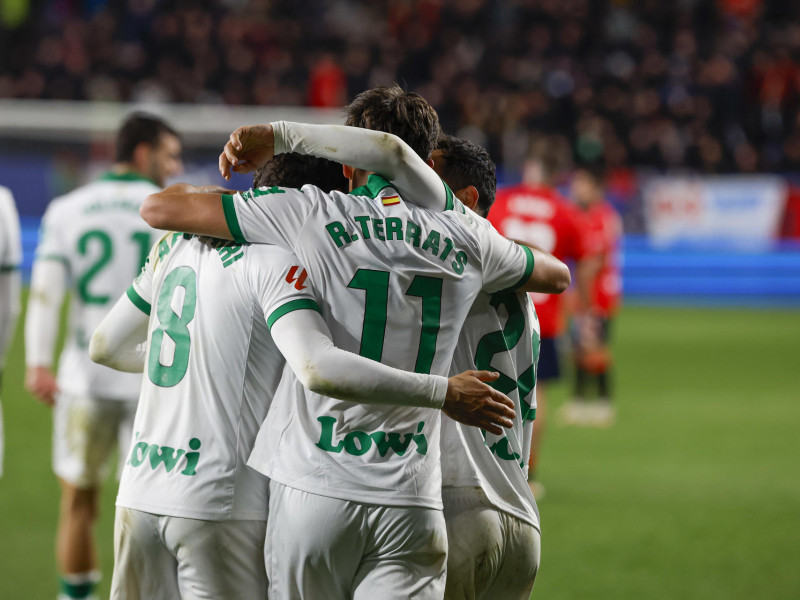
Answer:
[
  {"xmin": 110, "ymin": 162, "xmax": 145, "ymax": 178},
  {"xmin": 349, "ymin": 168, "xmax": 372, "ymax": 190}
]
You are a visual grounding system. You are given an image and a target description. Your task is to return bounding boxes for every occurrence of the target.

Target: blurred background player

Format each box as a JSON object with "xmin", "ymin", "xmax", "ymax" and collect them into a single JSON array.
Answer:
[
  {"xmin": 489, "ymin": 137, "xmax": 596, "ymax": 497},
  {"xmin": 0, "ymin": 185, "xmax": 22, "ymax": 478},
  {"xmin": 562, "ymin": 166, "xmax": 623, "ymax": 427},
  {"xmin": 24, "ymin": 114, "xmax": 182, "ymax": 600}
]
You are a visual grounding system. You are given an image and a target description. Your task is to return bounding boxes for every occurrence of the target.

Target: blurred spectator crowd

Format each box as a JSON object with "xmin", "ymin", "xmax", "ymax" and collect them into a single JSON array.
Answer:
[{"xmin": 2, "ymin": 0, "xmax": 800, "ymax": 174}]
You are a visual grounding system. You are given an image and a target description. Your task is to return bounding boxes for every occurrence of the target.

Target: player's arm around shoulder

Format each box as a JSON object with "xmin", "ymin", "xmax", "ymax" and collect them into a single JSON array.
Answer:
[
  {"xmin": 142, "ymin": 180, "xmax": 316, "ymax": 248},
  {"xmin": 514, "ymin": 239, "xmax": 571, "ymax": 294},
  {"xmin": 468, "ymin": 212, "xmax": 570, "ymax": 295},
  {"xmin": 270, "ymin": 308, "xmax": 516, "ymax": 434},
  {"xmin": 140, "ymin": 184, "xmax": 235, "ymax": 239},
  {"xmin": 273, "ymin": 121, "xmax": 450, "ymax": 211}
]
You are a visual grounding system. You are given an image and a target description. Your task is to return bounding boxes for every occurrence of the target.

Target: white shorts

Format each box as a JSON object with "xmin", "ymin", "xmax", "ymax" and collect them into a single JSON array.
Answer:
[
  {"xmin": 110, "ymin": 506, "xmax": 267, "ymax": 600},
  {"xmin": 266, "ymin": 481, "xmax": 447, "ymax": 600},
  {"xmin": 53, "ymin": 393, "xmax": 137, "ymax": 488},
  {"xmin": 443, "ymin": 487, "xmax": 540, "ymax": 600}
]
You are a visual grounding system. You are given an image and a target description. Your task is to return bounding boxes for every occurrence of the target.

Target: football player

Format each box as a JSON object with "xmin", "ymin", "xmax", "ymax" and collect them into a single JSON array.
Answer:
[
  {"xmin": 0, "ymin": 185, "xmax": 22, "ymax": 478},
  {"xmin": 25, "ymin": 113, "xmax": 182, "ymax": 600}
]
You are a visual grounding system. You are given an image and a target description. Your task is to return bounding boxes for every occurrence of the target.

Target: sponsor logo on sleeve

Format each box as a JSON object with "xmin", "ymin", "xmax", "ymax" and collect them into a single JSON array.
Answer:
[{"xmin": 285, "ymin": 265, "xmax": 308, "ymax": 290}]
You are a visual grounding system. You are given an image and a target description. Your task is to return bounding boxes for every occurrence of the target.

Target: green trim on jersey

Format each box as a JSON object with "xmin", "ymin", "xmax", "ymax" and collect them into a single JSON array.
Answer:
[
  {"xmin": 35, "ymin": 253, "xmax": 69, "ymax": 267},
  {"xmin": 127, "ymin": 284, "xmax": 152, "ymax": 316},
  {"xmin": 249, "ymin": 186, "xmax": 287, "ymax": 198},
  {"xmin": 443, "ymin": 180, "xmax": 455, "ymax": 211},
  {"xmin": 0, "ymin": 264, "xmax": 19, "ymax": 272},
  {"xmin": 267, "ymin": 298, "xmax": 322, "ymax": 330},
  {"xmin": 349, "ymin": 174, "xmax": 394, "ymax": 199},
  {"xmin": 522, "ymin": 405, "xmax": 537, "ymax": 422},
  {"xmin": 221, "ymin": 194, "xmax": 248, "ymax": 244},
  {"xmin": 351, "ymin": 173, "xmax": 453, "ymax": 211},
  {"xmin": 98, "ymin": 171, "xmax": 158, "ymax": 186},
  {"xmin": 506, "ymin": 245, "xmax": 535, "ymax": 292}
]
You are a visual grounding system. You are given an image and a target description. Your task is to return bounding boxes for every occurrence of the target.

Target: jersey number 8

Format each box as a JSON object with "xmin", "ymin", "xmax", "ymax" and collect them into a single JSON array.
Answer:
[{"xmin": 148, "ymin": 266, "xmax": 197, "ymax": 388}]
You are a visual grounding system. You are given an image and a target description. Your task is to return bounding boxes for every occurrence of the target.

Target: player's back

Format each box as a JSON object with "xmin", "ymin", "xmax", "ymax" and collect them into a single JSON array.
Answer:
[
  {"xmin": 443, "ymin": 289, "xmax": 540, "ymax": 530},
  {"xmin": 235, "ymin": 175, "xmax": 533, "ymax": 508},
  {"xmin": 117, "ymin": 233, "xmax": 309, "ymax": 520},
  {"xmin": 490, "ymin": 183, "xmax": 586, "ymax": 338},
  {"xmin": 36, "ymin": 173, "xmax": 160, "ymax": 399}
]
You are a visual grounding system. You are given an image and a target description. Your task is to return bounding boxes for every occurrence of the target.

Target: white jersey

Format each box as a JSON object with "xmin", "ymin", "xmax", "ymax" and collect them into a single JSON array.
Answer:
[
  {"xmin": 34, "ymin": 173, "xmax": 161, "ymax": 400},
  {"xmin": 224, "ymin": 175, "xmax": 535, "ymax": 509},
  {"xmin": 0, "ymin": 186, "xmax": 22, "ymax": 274},
  {"xmin": 0, "ymin": 187, "xmax": 22, "ymax": 384},
  {"xmin": 443, "ymin": 290, "xmax": 541, "ymax": 530},
  {"xmin": 116, "ymin": 232, "xmax": 319, "ymax": 520},
  {"xmin": 0, "ymin": 186, "xmax": 22, "ymax": 375}
]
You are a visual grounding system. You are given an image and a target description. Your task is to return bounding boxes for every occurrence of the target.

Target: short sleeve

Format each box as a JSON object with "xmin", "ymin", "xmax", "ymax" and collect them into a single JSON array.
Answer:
[
  {"xmin": 247, "ymin": 247, "xmax": 322, "ymax": 331},
  {"xmin": 220, "ymin": 185, "xmax": 319, "ymax": 247},
  {"xmin": 475, "ymin": 221, "xmax": 535, "ymax": 294},
  {"xmin": 126, "ymin": 232, "xmax": 172, "ymax": 316},
  {"xmin": 35, "ymin": 200, "xmax": 69, "ymax": 267}
]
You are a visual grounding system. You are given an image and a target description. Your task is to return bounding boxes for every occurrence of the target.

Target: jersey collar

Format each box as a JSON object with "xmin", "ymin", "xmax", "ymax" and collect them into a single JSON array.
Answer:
[
  {"xmin": 348, "ymin": 173, "xmax": 394, "ymax": 198},
  {"xmin": 98, "ymin": 171, "xmax": 158, "ymax": 185},
  {"xmin": 348, "ymin": 173, "xmax": 457, "ymax": 212}
]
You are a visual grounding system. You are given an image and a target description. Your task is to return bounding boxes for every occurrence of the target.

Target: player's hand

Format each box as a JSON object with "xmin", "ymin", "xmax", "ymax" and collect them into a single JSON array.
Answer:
[
  {"xmin": 443, "ymin": 370, "xmax": 516, "ymax": 435},
  {"xmin": 219, "ymin": 124, "xmax": 275, "ymax": 180},
  {"xmin": 25, "ymin": 366, "xmax": 59, "ymax": 406}
]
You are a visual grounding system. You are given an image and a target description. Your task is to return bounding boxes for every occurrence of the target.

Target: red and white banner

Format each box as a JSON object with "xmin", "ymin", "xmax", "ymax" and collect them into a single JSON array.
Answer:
[{"xmin": 643, "ymin": 175, "xmax": 787, "ymax": 246}]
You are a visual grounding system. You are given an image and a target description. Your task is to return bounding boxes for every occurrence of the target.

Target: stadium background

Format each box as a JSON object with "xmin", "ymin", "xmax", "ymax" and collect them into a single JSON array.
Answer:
[{"xmin": 1, "ymin": 0, "xmax": 799, "ymax": 598}]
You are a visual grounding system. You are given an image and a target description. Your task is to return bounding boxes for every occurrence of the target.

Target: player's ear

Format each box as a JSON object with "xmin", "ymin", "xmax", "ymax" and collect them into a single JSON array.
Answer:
[
  {"xmin": 132, "ymin": 141, "xmax": 152, "ymax": 168},
  {"xmin": 426, "ymin": 158, "xmax": 434, "ymax": 168},
  {"xmin": 456, "ymin": 186, "xmax": 480, "ymax": 211},
  {"xmin": 342, "ymin": 164, "xmax": 355, "ymax": 179}
]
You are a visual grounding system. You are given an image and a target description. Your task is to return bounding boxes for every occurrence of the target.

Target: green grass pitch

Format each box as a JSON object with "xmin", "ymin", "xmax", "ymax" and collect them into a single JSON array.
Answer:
[{"xmin": 2, "ymin": 301, "xmax": 799, "ymax": 599}]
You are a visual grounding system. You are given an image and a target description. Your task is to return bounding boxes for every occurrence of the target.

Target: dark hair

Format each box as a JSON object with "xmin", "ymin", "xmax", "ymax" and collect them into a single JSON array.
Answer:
[
  {"xmin": 528, "ymin": 135, "xmax": 571, "ymax": 183},
  {"xmin": 253, "ymin": 153, "xmax": 348, "ymax": 192},
  {"xmin": 344, "ymin": 84, "xmax": 440, "ymax": 160},
  {"xmin": 573, "ymin": 163, "xmax": 605, "ymax": 187},
  {"xmin": 435, "ymin": 134, "xmax": 496, "ymax": 217},
  {"xmin": 116, "ymin": 112, "xmax": 179, "ymax": 162}
]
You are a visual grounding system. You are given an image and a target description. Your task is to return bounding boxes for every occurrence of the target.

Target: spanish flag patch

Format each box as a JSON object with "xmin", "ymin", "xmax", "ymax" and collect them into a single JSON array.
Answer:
[{"xmin": 382, "ymin": 194, "xmax": 400, "ymax": 206}]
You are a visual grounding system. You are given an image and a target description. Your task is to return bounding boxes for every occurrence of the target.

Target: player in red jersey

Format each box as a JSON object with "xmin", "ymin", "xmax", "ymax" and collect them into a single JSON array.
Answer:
[
  {"xmin": 564, "ymin": 167, "xmax": 623, "ymax": 427},
  {"xmin": 488, "ymin": 139, "xmax": 596, "ymax": 496}
]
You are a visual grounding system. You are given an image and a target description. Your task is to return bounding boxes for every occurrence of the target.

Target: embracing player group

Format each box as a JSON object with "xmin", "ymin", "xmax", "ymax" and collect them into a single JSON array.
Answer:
[{"xmin": 73, "ymin": 86, "xmax": 571, "ymax": 599}]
